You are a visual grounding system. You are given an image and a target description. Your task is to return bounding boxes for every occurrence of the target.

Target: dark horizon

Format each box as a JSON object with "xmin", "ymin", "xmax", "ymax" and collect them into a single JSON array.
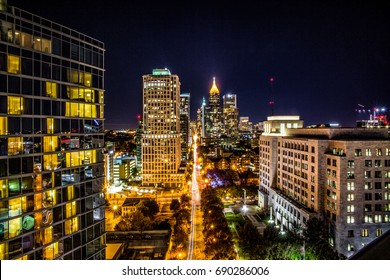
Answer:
[{"xmin": 11, "ymin": 0, "xmax": 390, "ymax": 129}]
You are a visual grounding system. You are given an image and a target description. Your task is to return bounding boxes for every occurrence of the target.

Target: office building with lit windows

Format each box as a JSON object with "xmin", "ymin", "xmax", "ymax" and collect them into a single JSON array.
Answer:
[
  {"xmin": 222, "ymin": 93, "xmax": 238, "ymax": 138},
  {"xmin": 204, "ymin": 78, "xmax": 222, "ymax": 141},
  {"xmin": 0, "ymin": 1, "xmax": 106, "ymax": 259},
  {"xmin": 258, "ymin": 117, "xmax": 390, "ymax": 257},
  {"xmin": 142, "ymin": 69, "xmax": 184, "ymax": 188},
  {"xmin": 180, "ymin": 93, "xmax": 190, "ymax": 161}
]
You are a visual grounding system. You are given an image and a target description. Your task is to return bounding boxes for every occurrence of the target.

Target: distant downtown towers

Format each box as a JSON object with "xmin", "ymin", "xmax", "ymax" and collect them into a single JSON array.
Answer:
[
  {"xmin": 141, "ymin": 69, "xmax": 184, "ymax": 189},
  {"xmin": 0, "ymin": 1, "xmax": 106, "ymax": 259}
]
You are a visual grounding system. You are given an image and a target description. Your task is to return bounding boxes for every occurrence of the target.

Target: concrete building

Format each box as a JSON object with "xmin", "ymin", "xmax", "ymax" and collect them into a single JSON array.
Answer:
[
  {"xmin": 141, "ymin": 69, "xmax": 184, "ymax": 188},
  {"xmin": 0, "ymin": 1, "xmax": 106, "ymax": 259},
  {"xmin": 104, "ymin": 141, "xmax": 115, "ymax": 186},
  {"xmin": 258, "ymin": 116, "xmax": 390, "ymax": 257},
  {"xmin": 113, "ymin": 155, "xmax": 135, "ymax": 183}
]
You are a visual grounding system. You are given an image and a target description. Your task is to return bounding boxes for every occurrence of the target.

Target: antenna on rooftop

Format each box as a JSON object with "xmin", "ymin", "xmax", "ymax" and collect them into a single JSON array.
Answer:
[{"xmin": 269, "ymin": 76, "xmax": 275, "ymax": 116}]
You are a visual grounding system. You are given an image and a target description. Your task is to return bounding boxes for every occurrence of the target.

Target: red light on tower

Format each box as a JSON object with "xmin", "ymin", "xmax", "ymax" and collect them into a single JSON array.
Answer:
[
  {"xmin": 269, "ymin": 77, "xmax": 275, "ymax": 83},
  {"xmin": 137, "ymin": 114, "xmax": 141, "ymax": 119}
]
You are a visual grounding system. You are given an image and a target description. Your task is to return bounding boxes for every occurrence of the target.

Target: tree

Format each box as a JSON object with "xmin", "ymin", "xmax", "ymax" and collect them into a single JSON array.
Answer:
[
  {"xmin": 170, "ymin": 199, "xmax": 181, "ymax": 211},
  {"xmin": 114, "ymin": 215, "xmax": 132, "ymax": 231},
  {"xmin": 130, "ymin": 210, "xmax": 152, "ymax": 233},
  {"xmin": 303, "ymin": 217, "xmax": 342, "ymax": 260},
  {"xmin": 137, "ymin": 199, "xmax": 159, "ymax": 218}
]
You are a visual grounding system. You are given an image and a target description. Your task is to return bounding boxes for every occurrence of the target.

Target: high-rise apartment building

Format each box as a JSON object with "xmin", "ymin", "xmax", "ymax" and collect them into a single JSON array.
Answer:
[
  {"xmin": 258, "ymin": 116, "xmax": 390, "ymax": 257},
  {"xmin": 0, "ymin": 2, "xmax": 106, "ymax": 260},
  {"xmin": 180, "ymin": 93, "xmax": 190, "ymax": 161},
  {"xmin": 222, "ymin": 93, "xmax": 238, "ymax": 138},
  {"xmin": 142, "ymin": 69, "xmax": 183, "ymax": 188}
]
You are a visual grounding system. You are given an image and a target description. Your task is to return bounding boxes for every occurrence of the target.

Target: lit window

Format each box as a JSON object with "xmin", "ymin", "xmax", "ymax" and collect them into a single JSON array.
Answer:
[
  {"xmin": 9, "ymin": 217, "xmax": 22, "ymax": 238},
  {"xmin": 364, "ymin": 215, "xmax": 373, "ymax": 223},
  {"xmin": 374, "ymin": 214, "xmax": 382, "ymax": 223},
  {"xmin": 46, "ymin": 82, "xmax": 58, "ymax": 98},
  {"xmin": 99, "ymin": 91, "xmax": 104, "ymax": 103},
  {"xmin": 41, "ymin": 38, "xmax": 52, "ymax": 53},
  {"xmin": 347, "ymin": 182, "xmax": 355, "ymax": 191},
  {"xmin": 347, "ymin": 216, "xmax": 355, "ymax": 224},
  {"xmin": 44, "ymin": 190, "xmax": 57, "ymax": 207},
  {"xmin": 347, "ymin": 205, "xmax": 355, "ymax": 213},
  {"xmin": 43, "ymin": 154, "xmax": 59, "ymax": 171},
  {"xmin": 7, "ymin": 96, "xmax": 23, "ymax": 114},
  {"xmin": 366, "ymin": 149, "xmax": 372, "ymax": 156},
  {"xmin": 64, "ymin": 217, "xmax": 79, "ymax": 235},
  {"xmin": 67, "ymin": 186, "xmax": 75, "ymax": 201},
  {"xmin": 65, "ymin": 201, "xmax": 77, "ymax": 218},
  {"xmin": 67, "ymin": 87, "xmax": 94, "ymax": 102},
  {"xmin": 348, "ymin": 243, "xmax": 354, "ymax": 251},
  {"xmin": 43, "ymin": 136, "xmax": 59, "ymax": 152},
  {"xmin": 43, "ymin": 242, "xmax": 59, "ymax": 260},
  {"xmin": 33, "ymin": 37, "xmax": 42, "ymax": 51},
  {"xmin": 67, "ymin": 70, "xmax": 92, "ymax": 86},
  {"xmin": 8, "ymin": 197, "xmax": 22, "ymax": 217},
  {"xmin": 43, "ymin": 226, "xmax": 53, "ymax": 245},
  {"xmin": 376, "ymin": 148, "xmax": 382, "ymax": 156},
  {"xmin": 99, "ymin": 105, "xmax": 104, "ymax": 118},
  {"xmin": 376, "ymin": 229, "xmax": 383, "ymax": 237},
  {"xmin": 47, "ymin": 118, "xmax": 54, "ymax": 134},
  {"xmin": 65, "ymin": 102, "xmax": 97, "ymax": 118},
  {"xmin": 361, "ymin": 229, "xmax": 369, "ymax": 237},
  {"xmin": 8, "ymin": 137, "xmax": 23, "ymax": 155},
  {"xmin": 7, "ymin": 54, "xmax": 20, "ymax": 74},
  {"xmin": 0, "ymin": 117, "xmax": 7, "ymax": 135}
]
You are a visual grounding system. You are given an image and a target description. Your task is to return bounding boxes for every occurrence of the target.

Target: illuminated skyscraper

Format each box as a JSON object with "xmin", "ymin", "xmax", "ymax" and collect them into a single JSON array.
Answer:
[
  {"xmin": 180, "ymin": 93, "xmax": 190, "ymax": 161},
  {"xmin": 205, "ymin": 78, "xmax": 222, "ymax": 141},
  {"xmin": 142, "ymin": 69, "xmax": 183, "ymax": 188},
  {"xmin": 0, "ymin": 1, "xmax": 106, "ymax": 259},
  {"xmin": 222, "ymin": 93, "xmax": 238, "ymax": 138}
]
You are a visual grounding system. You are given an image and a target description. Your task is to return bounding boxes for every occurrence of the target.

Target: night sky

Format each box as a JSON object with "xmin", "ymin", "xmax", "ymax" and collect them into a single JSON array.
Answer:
[{"xmin": 11, "ymin": 0, "xmax": 390, "ymax": 129}]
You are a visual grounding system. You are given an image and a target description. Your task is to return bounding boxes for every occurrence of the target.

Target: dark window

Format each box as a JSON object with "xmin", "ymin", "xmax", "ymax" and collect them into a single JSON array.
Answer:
[
  {"xmin": 8, "ymin": 76, "xmax": 20, "ymax": 93},
  {"xmin": 21, "ymin": 57, "xmax": 33, "ymax": 75},
  {"xmin": 9, "ymin": 158, "xmax": 21, "ymax": 175},
  {"xmin": 22, "ymin": 78, "xmax": 33, "ymax": 95}
]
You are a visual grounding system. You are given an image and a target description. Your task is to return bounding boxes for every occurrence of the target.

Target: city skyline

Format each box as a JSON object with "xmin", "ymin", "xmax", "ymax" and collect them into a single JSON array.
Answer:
[{"xmin": 12, "ymin": 0, "xmax": 390, "ymax": 129}]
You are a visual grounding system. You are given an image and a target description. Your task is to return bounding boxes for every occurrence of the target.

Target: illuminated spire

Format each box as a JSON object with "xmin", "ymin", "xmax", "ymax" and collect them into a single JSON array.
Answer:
[{"xmin": 209, "ymin": 77, "xmax": 220, "ymax": 94}]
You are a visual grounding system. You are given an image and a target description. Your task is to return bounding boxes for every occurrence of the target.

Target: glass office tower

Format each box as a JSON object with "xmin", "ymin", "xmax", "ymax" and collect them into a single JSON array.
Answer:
[{"xmin": 0, "ymin": 2, "xmax": 106, "ymax": 259}]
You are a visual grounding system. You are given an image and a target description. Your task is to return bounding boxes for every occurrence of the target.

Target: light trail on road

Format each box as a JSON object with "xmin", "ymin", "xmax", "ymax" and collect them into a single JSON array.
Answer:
[{"xmin": 188, "ymin": 135, "xmax": 200, "ymax": 260}]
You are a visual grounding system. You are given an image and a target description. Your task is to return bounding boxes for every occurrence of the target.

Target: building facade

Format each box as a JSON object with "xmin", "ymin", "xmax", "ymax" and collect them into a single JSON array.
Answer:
[
  {"xmin": 259, "ymin": 118, "xmax": 390, "ymax": 257},
  {"xmin": 204, "ymin": 78, "xmax": 222, "ymax": 141},
  {"xmin": 141, "ymin": 69, "xmax": 183, "ymax": 188},
  {"xmin": 0, "ymin": 2, "xmax": 106, "ymax": 259},
  {"xmin": 179, "ymin": 93, "xmax": 190, "ymax": 161},
  {"xmin": 222, "ymin": 93, "xmax": 238, "ymax": 138}
]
